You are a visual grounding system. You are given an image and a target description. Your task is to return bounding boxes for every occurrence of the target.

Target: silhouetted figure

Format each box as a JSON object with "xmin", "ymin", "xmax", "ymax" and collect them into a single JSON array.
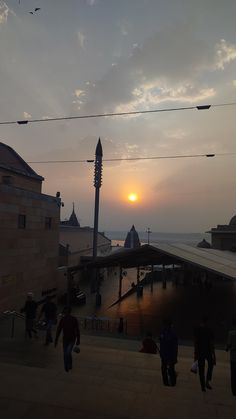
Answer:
[
  {"xmin": 21, "ymin": 292, "xmax": 38, "ymax": 338},
  {"xmin": 38, "ymin": 296, "xmax": 57, "ymax": 346},
  {"xmin": 118, "ymin": 317, "xmax": 124, "ymax": 333},
  {"xmin": 160, "ymin": 319, "xmax": 178, "ymax": 386},
  {"xmin": 226, "ymin": 317, "xmax": 236, "ymax": 396},
  {"xmin": 194, "ymin": 315, "xmax": 215, "ymax": 392},
  {"xmin": 140, "ymin": 332, "xmax": 158, "ymax": 354},
  {"xmin": 55, "ymin": 307, "xmax": 80, "ymax": 372}
]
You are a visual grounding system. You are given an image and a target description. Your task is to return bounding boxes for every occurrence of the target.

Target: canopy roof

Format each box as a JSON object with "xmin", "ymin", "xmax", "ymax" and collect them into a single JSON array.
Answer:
[{"xmin": 77, "ymin": 243, "xmax": 236, "ymax": 280}]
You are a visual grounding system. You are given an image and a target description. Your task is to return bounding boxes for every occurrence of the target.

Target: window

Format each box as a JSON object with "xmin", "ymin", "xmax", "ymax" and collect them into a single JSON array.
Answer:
[
  {"xmin": 18, "ymin": 214, "xmax": 26, "ymax": 229},
  {"xmin": 45, "ymin": 217, "xmax": 52, "ymax": 230}
]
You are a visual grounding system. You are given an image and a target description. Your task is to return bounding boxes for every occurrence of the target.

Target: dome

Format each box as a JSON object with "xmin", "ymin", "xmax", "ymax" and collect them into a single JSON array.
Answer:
[
  {"xmin": 124, "ymin": 225, "xmax": 141, "ymax": 248},
  {"xmin": 197, "ymin": 239, "xmax": 211, "ymax": 249},
  {"xmin": 229, "ymin": 215, "xmax": 236, "ymax": 226}
]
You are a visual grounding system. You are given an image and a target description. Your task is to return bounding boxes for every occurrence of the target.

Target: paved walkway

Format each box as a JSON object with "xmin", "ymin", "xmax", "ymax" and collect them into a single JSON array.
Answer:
[{"xmin": 0, "ymin": 335, "xmax": 235, "ymax": 418}]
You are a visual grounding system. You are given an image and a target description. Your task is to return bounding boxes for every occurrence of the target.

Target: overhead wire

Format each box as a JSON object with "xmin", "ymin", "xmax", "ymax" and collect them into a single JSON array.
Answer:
[
  {"xmin": 27, "ymin": 152, "xmax": 236, "ymax": 164},
  {"xmin": 0, "ymin": 101, "xmax": 236, "ymax": 126}
]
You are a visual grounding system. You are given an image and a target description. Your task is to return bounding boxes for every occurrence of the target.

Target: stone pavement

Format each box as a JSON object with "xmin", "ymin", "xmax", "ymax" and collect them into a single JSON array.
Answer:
[{"xmin": 0, "ymin": 334, "xmax": 235, "ymax": 419}]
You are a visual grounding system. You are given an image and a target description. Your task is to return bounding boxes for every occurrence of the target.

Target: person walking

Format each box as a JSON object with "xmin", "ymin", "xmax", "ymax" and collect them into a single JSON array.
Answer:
[
  {"xmin": 21, "ymin": 292, "xmax": 38, "ymax": 338},
  {"xmin": 55, "ymin": 307, "xmax": 80, "ymax": 372},
  {"xmin": 226, "ymin": 317, "xmax": 236, "ymax": 396},
  {"xmin": 159, "ymin": 319, "xmax": 178, "ymax": 386},
  {"xmin": 38, "ymin": 296, "xmax": 57, "ymax": 346},
  {"xmin": 194, "ymin": 315, "xmax": 215, "ymax": 392}
]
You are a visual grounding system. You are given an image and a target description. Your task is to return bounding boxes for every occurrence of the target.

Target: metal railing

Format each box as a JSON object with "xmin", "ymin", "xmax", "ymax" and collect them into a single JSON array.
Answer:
[
  {"xmin": 77, "ymin": 315, "xmax": 128, "ymax": 335},
  {"xmin": 0, "ymin": 310, "xmax": 25, "ymax": 338},
  {"xmin": 1, "ymin": 310, "xmax": 128, "ymax": 338}
]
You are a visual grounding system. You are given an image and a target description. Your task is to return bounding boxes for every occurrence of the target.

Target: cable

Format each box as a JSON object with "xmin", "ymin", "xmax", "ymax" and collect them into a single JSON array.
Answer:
[
  {"xmin": 27, "ymin": 152, "xmax": 236, "ymax": 164},
  {"xmin": 0, "ymin": 101, "xmax": 236, "ymax": 126}
]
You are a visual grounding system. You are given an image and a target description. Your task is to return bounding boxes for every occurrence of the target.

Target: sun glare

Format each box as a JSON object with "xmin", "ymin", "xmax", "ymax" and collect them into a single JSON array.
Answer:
[{"xmin": 128, "ymin": 193, "xmax": 138, "ymax": 202}]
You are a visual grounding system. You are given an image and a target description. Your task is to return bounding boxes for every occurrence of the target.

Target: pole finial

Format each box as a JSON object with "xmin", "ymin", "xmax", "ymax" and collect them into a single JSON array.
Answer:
[{"xmin": 95, "ymin": 137, "xmax": 103, "ymax": 157}]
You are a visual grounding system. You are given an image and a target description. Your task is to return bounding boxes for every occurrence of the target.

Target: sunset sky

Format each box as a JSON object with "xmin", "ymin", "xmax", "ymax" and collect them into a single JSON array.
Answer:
[{"xmin": 1, "ymin": 0, "xmax": 236, "ymax": 233}]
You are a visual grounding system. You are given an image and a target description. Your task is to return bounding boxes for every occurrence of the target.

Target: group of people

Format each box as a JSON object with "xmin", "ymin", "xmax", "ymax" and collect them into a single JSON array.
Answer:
[
  {"xmin": 21, "ymin": 293, "xmax": 80, "ymax": 372},
  {"xmin": 21, "ymin": 293, "xmax": 236, "ymax": 395},
  {"xmin": 140, "ymin": 316, "xmax": 236, "ymax": 396}
]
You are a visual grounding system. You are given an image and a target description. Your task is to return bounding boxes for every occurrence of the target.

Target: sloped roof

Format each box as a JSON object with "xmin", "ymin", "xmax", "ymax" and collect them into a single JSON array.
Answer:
[
  {"xmin": 124, "ymin": 225, "xmax": 141, "ymax": 248},
  {"xmin": 60, "ymin": 204, "xmax": 80, "ymax": 227},
  {"xmin": 82, "ymin": 242, "xmax": 236, "ymax": 280},
  {"xmin": 197, "ymin": 239, "xmax": 211, "ymax": 248},
  {"xmin": 0, "ymin": 142, "xmax": 43, "ymax": 181}
]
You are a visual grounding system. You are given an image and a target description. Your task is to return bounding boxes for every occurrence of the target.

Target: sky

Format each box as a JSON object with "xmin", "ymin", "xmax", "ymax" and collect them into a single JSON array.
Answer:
[{"xmin": 1, "ymin": 0, "xmax": 236, "ymax": 233}]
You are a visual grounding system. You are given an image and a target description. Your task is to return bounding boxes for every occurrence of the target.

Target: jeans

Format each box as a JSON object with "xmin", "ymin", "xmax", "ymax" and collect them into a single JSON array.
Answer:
[
  {"xmin": 230, "ymin": 361, "xmax": 236, "ymax": 396},
  {"xmin": 198, "ymin": 356, "xmax": 214, "ymax": 390},
  {"xmin": 45, "ymin": 320, "xmax": 53, "ymax": 345},
  {"xmin": 63, "ymin": 341, "xmax": 75, "ymax": 372},
  {"xmin": 161, "ymin": 361, "xmax": 177, "ymax": 386}
]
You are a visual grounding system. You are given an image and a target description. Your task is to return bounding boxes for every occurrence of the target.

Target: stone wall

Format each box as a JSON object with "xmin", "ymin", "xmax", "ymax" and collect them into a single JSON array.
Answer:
[
  {"xmin": 0, "ymin": 184, "xmax": 60, "ymax": 311},
  {"xmin": 0, "ymin": 167, "xmax": 42, "ymax": 193}
]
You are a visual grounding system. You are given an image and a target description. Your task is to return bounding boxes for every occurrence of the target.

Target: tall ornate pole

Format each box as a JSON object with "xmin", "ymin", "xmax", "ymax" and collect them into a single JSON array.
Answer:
[
  {"xmin": 147, "ymin": 227, "xmax": 151, "ymax": 245},
  {"xmin": 93, "ymin": 138, "xmax": 103, "ymax": 259}
]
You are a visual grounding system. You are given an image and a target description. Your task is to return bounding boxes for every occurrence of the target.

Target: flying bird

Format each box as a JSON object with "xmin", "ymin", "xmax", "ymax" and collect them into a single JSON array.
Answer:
[{"xmin": 29, "ymin": 8, "xmax": 41, "ymax": 14}]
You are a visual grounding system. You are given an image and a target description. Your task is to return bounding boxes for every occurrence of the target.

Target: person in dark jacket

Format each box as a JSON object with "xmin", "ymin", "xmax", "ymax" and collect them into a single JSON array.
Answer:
[
  {"xmin": 38, "ymin": 296, "xmax": 57, "ymax": 346},
  {"xmin": 194, "ymin": 315, "xmax": 215, "ymax": 392},
  {"xmin": 55, "ymin": 307, "xmax": 80, "ymax": 372},
  {"xmin": 226, "ymin": 317, "xmax": 236, "ymax": 396},
  {"xmin": 21, "ymin": 292, "xmax": 38, "ymax": 338},
  {"xmin": 160, "ymin": 318, "xmax": 178, "ymax": 386}
]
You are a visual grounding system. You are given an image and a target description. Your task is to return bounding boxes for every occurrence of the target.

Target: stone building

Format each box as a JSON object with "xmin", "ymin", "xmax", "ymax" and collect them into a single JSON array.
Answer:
[
  {"xmin": 59, "ymin": 205, "xmax": 111, "ymax": 268},
  {"xmin": 208, "ymin": 215, "xmax": 236, "ymax": 251},
  {"xmin": 0, "ymin": 142, "xmax": 61, "ymax": 310}
]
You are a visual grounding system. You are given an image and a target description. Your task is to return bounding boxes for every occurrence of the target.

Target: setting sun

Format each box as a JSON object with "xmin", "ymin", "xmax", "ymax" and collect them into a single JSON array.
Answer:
[{"xmin": 128, "ymin": 193, "xmax": 138, "ymax": 202}]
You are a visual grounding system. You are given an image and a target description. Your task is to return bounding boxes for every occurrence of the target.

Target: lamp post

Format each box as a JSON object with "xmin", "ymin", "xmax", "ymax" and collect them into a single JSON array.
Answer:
[
  {"xmin": 92, "ymin": 138, "xmax": 103, "ymax": 306},
  {"xmin": 93, "ymin": 138, "xmax": 103, "ymax": 259},
  {"xmin": 147, "ymin": 227, "xmax": 151, "ymax": 245}
]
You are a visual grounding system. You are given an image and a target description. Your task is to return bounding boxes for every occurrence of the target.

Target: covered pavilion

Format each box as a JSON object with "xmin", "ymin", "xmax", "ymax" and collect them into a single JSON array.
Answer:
[{"xmin": 67, "ymin": 243, "xmax": 236, "ymax": 301}]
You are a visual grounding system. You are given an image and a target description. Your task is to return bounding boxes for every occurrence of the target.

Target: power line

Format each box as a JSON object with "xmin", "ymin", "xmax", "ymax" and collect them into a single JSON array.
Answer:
[
  {"xmin": 0, "ymin": 101, "xmax": 236, "ymax": 126},
  {"xmin": 27, "ymin": 152, "xmax": 236, "ymax": 164}
]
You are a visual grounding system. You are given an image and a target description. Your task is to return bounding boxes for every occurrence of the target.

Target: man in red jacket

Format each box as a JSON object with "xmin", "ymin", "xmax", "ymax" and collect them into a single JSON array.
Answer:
[{"xmin": 55, "ymin": 307, "xmax": 80, "ymax": 372}]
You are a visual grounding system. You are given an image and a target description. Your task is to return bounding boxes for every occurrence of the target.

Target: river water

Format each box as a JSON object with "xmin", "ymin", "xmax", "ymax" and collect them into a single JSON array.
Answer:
[{"xmin": 73, "ymin": 232, "xmax": 236, "ymax": 344}]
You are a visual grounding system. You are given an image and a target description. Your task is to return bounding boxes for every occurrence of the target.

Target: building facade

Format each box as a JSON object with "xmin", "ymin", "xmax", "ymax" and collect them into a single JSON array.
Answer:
[
  {"xmin": 59, "ymin": 206, "xmax": 111, "ymax": 268},
  {"xmin": 208, "ymin": 215, "xmax": 236, "ymax": 251},
  {"xmin": 0, "ymin": 142, "xmax": 61, "ymax": 310}
]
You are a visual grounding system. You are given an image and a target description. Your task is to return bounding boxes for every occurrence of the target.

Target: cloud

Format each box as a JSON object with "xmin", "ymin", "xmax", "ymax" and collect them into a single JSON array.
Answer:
[
  {"xmin": 233, "ymin": 80, "xmax": 236, "ymax": 87},
  {"xmin": 215, "ymin": 39, "xmax": 236, "ymax": 69},
  {"xmin": 114, "ymin": 84, "xmax": 216, "ymax": 115},
  {"xmin": 118, "ymin": 19, "xmax": 131, "ymax": 36},
  {"xmin": 78, "ymin": 24, "xmax": 236, "ymax": 115},
  {"xmin": 78, "ymin": 31, "xmax": 86, "ymax": 49},
  {"xmin": 86, "ymin": 0, "xmax": 97, "ymax": 5},
  {"xmin": 0, "ymin": 1, "xmax": 10, "ymax": 24},
  {"xmin": 23, "ymin": 111, "xmax": 32, "ymax": 119},
  {"xmin": 74, "ymin": 89, "xmax": 85, "ymax": 98}
]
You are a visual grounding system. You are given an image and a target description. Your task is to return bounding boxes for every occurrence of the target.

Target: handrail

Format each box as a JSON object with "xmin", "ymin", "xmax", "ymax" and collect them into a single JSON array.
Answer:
[
  {"xmin": 3, "ymin": 310, "xmax": 25, "ymax": 319},
  {"xmin": 0, "ymin": 310, "xmax": 25, "ymax": 338}
]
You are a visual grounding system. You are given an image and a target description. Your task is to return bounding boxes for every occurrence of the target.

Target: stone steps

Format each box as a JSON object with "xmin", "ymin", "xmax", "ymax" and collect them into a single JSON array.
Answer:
[{"xmin": 0, "ymin": 334, "xmax": 235, "ymax": 419}]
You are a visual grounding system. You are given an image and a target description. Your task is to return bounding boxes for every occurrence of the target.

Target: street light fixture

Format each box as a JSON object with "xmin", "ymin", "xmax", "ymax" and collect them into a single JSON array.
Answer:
[{"xmin": 147, "ymin": 228, "xmax": 152, "ymax": 245}]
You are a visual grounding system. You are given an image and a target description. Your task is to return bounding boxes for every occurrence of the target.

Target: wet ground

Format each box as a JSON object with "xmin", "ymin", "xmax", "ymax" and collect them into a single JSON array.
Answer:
[{"xmin": 71, "ymin": 268, "xmax": 236, "ymax": 344}]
